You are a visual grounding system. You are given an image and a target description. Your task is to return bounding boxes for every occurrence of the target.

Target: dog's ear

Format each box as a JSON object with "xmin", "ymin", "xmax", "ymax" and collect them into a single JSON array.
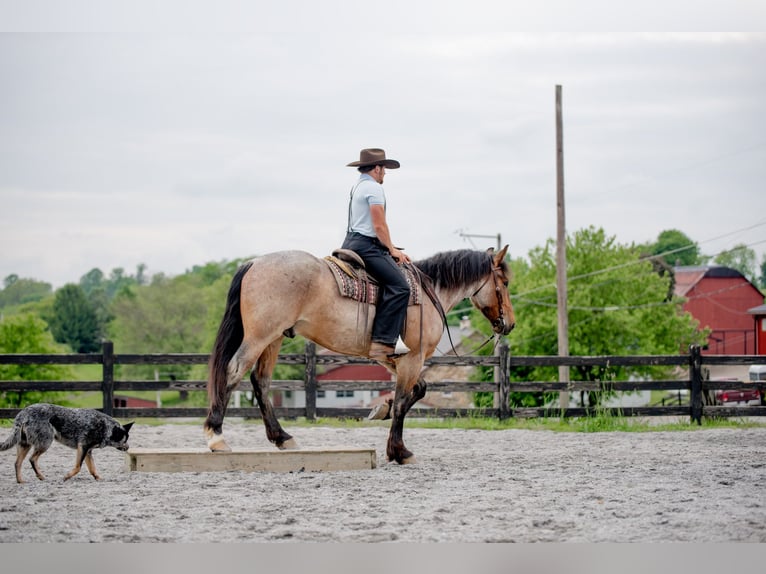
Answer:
[{"xmin": 123, "ymin": 422, "xmax": 134, "ymax": 434}]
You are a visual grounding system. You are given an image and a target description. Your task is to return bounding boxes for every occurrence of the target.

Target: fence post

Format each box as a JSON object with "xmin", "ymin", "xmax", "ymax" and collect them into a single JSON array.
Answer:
[
  {"xmin": 498, "ymin": 340, "xmax": 510, "ymax": 420},
  {"xmin": 101, "ymin": 341, "xmax": 115, "ymax": 416},
  {"xmin": 304, "ymin": 341, "xmax": 317, "ymax": 421},
  {"xmin": 689, "ymin": 344, "xmax": 702, "ymax": 425}
]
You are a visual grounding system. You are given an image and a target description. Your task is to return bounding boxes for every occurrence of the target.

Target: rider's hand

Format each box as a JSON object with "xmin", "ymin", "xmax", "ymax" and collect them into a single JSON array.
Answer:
[{"xmin": 390, "ymin": 248, "xmax": 411, "ymax": 264}]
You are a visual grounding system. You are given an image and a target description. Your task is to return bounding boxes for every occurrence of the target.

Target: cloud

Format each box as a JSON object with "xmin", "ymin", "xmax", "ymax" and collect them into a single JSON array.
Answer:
[{"xmin": 1, "ymin": 27, "xmax": 765, "ymax": 288}]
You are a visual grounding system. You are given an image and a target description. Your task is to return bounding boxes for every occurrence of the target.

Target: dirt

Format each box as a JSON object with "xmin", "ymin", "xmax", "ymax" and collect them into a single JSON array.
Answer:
[{"xmin": 0, "ymin": 421, "xmax": 764, "ymax": 542}]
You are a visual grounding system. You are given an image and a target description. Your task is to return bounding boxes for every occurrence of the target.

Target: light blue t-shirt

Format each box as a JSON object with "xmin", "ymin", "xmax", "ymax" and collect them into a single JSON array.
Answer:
[{"xmin": 347, "ymin": 174, "xmax": 386, "ymax": 238}]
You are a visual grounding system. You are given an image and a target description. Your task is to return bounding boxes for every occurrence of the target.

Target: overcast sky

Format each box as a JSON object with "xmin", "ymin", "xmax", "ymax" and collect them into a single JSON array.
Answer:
[{"xmin": 1, "ymin": 2, "xmax": 765, "ymax": 288}]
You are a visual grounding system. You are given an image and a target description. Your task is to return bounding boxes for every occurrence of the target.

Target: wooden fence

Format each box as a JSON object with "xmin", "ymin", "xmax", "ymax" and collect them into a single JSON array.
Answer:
[{"xmin": 1, "ymin": 342, "xmax": 764, "ymax": 423}]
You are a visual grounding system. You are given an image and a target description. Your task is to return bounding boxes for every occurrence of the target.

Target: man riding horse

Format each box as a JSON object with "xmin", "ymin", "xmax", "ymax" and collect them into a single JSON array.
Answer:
[
  {"xmin": 341, "ymin": 148, "xmax": 411, "ymax": 364},
  {"xmin": 202, "ymin": 148, "xmax": 516, "ymax": 463}
]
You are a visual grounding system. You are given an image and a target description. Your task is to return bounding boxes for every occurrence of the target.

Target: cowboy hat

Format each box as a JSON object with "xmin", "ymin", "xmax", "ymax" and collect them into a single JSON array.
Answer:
[{"xmin": 346, "ymin": 148, "xmax": 400, "ymax": 169}]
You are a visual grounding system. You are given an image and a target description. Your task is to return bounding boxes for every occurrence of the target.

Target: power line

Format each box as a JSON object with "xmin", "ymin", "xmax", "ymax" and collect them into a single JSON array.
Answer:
[
  {"xmin": 515, "ymin": 266, "xmax": 758, "ymax": 314},
  {"xmin": 508, "ymin": 284, "xmax": 757, "ymax": 350},
  {"xmin": 512, "ymin": 226, "xmax": 766, "ymax": 299},
  {"xmin": 447, "ymin": 222, "xmax": 764, "ymax": 320},
  {"xmin": 700, "ymin": 219, "xmax": 766, "ymax": 242}
]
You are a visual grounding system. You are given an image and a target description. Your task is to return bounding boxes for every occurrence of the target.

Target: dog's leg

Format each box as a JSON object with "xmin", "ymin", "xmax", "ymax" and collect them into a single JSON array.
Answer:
[
  {"xmin": 63, "ymin": 445, "xmax": 87, "ymax": 481},
  {"xmin": 28, "ymin": 446, "xmax": 49, "ymax": 481},
  {"xmin": 14, "ymin": 445, "xmax": 31, "ymax": 484},
  {"xmin": 84, "ymin": 451, "xmax": 100, "ymax": 480}
]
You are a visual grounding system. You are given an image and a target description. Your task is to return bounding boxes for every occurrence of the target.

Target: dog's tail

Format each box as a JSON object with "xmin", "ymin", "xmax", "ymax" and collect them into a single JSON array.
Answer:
[{"xmin": 0, "ymin": 421, "xmax": 21, "ymax": 451}]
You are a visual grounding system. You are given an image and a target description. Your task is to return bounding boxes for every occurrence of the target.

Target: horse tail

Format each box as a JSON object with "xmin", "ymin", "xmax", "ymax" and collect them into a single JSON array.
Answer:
[{"xmin": 206, "ymin": 261, "xmax": 253, "ymax": 432}]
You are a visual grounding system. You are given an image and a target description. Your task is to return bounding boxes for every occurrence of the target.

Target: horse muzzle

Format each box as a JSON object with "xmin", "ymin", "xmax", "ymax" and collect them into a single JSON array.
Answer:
[{"xmin": 493, "ymin": 318, "xmax": 515, "ymax": 336}]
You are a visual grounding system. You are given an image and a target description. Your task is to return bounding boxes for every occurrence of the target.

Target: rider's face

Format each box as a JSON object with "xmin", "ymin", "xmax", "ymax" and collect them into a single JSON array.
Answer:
[{"xmin": 372, "ymin": 165, "xmax": 385, "ymax": 184}]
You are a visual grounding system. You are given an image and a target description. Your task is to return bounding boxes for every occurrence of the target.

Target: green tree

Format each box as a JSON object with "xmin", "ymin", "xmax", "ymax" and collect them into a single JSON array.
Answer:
[
  {"xmin": 107, "ymin": 257, "xmax": 296, "ymax": 401},
  {"xmin": 80, "ymin": 265, "xmax": 148, "ymax": 300},
  {"xmin": 650, "ymin": 229, "xmax": 702, "ymax": 267},
  {"xmin": 105, "ymin": 267, "xmax": 133, "ymax": 299},
  {"xmin": 0, "ymin": 274, "xmax": 52, "ymax": 309},
  {"xmin": 487, "ymin": 226, "xmax": 706, "ymax": 408},
  {"xmin": 79, "ymin": 268, "xmax": 105, "ymax": 296},
  {"xmin": 87, "ymin": 287, "xmax": 114, "ymax": 337},
  {"xmin": 0, "ymin": 314, "xmax": 70, "ymax": 407},
  {"xmin": 714, "ymin": 244, "xmax": 758, "ymax": 284},
  {"xmin": 47, "ymin": 284, "xmax": 102, "ymax": 352},
  {"xmin": 109, "ymin": 275, "xmax": 211, "ymax": 380}
]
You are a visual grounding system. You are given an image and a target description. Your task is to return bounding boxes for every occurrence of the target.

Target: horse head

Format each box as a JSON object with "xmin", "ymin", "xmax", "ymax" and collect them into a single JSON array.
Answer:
[{"xmin": 471, "ymin": 245, "xmax": 516, "ymax": 335}]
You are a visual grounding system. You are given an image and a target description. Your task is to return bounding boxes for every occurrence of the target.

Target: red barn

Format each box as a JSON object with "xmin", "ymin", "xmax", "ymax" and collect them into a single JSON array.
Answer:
[
  {"xmin": 113, "ymin": 395, "xmax": 157, "ymax": 408},
  {"xmin": 317, "ymin": 363, "xmax": 394, "ymax": 405},
  {"xmin": 674, "ymin": 266, "xmax": 764, "ymax": 355},
  {"xmin": 318, "ymin": 363, "xmax": 393, "ymax": 383},
  {"xmin": 748, "ymin": 303, "xmax": 766, "ymax": 355}
]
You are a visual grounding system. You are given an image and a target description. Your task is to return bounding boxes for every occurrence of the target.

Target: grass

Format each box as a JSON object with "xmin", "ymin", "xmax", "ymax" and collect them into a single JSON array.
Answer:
[
  {"xmin": 294, "ymin": 413, "xmax": 765, "ymax": 433},
  {"xmin": 3, "ymin": 390, "xmax": 764, "ymax": 432},
  {"xmin": 2, "ymin": 412, "xmax": 763, "ymax": 432}
]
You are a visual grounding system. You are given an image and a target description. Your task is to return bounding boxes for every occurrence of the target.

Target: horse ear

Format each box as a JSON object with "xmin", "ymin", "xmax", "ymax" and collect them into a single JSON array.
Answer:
[{"xmin": 493, "ymin": 245, "xmax": 509, "ymax": 264}]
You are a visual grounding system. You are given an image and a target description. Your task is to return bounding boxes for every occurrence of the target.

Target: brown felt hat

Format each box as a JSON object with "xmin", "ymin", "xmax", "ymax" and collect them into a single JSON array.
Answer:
[{"xmin": 346, "ymin": 148, "xmax": 400, "ymax": 169}]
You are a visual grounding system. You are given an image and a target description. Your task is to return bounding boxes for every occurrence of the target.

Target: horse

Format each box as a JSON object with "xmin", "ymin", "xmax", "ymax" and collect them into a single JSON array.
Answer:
[{"xmin": 204, "ymin": 245, "xmax": 515, "ymax": 464}]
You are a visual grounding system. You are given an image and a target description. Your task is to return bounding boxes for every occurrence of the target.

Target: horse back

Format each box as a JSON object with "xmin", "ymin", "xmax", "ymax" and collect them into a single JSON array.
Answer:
[{"xmin": 240, "ymin": 250, "xmax": 443, "ymax": 358}]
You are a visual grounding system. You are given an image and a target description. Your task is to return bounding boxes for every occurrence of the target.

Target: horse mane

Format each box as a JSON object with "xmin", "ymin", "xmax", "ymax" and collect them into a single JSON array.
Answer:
[{"xmin": 414, "ymin": 249, "xmax": 502, "ymax": 290}]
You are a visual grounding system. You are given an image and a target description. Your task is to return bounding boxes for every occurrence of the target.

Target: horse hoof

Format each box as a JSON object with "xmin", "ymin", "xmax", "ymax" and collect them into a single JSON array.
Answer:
[
  {"xmin": 367, "ymin": 402, "xmax": 391, "ymax": 420},
  {"xmin": 207, "ymin": 435, "xmax": 232, "ymax": 452},
  {"xmin": 387, "ymin": 451, "xmax": 417, "ymax": 465},
  {"xmin": 279, "ymin": 438, "xmax": 299, "ymax": 450}
]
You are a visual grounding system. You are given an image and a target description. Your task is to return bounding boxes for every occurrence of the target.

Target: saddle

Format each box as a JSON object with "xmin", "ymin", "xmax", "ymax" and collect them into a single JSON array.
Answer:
[{"xmin": 325, "ymin": 249, "xmax": 422, "ymax": 306}]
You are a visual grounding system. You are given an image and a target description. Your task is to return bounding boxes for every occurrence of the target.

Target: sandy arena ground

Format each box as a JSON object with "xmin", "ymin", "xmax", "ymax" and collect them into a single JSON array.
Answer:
[{"xmin": 0, "ymin": 421, "xmax": 764, "ymax": 543}]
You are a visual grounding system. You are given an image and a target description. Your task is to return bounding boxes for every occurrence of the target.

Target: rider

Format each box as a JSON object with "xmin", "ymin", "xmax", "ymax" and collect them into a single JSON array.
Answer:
[{"xmin": 342, "ymin": 148, "xmax": 411, "ymax": 363}]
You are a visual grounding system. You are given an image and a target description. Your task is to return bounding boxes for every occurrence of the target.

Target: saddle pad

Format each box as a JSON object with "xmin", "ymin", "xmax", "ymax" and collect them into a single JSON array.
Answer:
[{"xmin": 324, "ymin": 256, "xmax": 421, "ymax": 306}]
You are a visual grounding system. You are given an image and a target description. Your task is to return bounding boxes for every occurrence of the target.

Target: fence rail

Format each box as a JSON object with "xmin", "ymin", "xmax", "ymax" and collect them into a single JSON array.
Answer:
[{"xmin": 1, "ymin": 342, "xmax": 764, "ymax": 423}]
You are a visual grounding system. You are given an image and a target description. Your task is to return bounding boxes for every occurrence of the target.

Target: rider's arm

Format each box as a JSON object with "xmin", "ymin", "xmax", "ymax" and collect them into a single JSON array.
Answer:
[{"xmin": 370, "ymin": 204, "xmax": 410, "ymax": 264}]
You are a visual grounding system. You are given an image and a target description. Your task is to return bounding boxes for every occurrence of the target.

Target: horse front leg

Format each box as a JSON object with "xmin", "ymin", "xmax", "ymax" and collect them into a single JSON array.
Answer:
[
  {"xmin": 251, "ymin": 338, "xmax": 298, "ymax": 450},
  {"xmin": 386, "ymin": 377, "xmax": 427, "ymax": 464}
]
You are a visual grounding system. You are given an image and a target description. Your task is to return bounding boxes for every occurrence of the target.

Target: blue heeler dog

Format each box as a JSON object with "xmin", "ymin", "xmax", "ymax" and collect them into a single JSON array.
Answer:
[{"xmin": 0, "ymin": 403, "xmax": 133, "ymax": 483}]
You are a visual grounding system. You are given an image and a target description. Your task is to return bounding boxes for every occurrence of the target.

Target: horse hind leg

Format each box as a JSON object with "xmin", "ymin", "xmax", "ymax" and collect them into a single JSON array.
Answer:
[
  {"xmin": 204, "ymin": 343, "xmax": 258, "ymax": 452},
  {"xmin": 251, "ymin": 337, "xmax": 298, "ymax": 450}
]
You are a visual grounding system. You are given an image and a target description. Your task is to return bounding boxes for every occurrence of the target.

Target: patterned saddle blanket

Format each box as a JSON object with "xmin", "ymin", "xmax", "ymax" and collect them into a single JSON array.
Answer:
[{"xmin": 324, "ymin": 255, "xmax": 422, "ymax": 306}]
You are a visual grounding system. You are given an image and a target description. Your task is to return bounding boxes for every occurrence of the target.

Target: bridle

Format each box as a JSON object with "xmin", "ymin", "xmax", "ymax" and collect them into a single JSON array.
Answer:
[
  {"xmin": 441, "ymin": 265, "xmax": 508, "ymax": 356},
  {"xmin": 471, "ymin": 265, "xmax": 508, "ymax": 333},
  {"xmin": 438, "ymin": 259, "xmax": 512, "ymax": 358}
]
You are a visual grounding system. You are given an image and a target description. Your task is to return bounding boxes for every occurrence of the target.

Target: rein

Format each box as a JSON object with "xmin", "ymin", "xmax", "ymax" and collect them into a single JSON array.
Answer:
[
  {"xmin": 446, "ymin": 331, "xmax": 498, "ymax": 358},
  {"xmin": 403, "ymin": 262, "xmax": 446, "ymax": 356},
  {"xmin": 442, "ymin": 265, "xmax": 505, "ymax": 357}
]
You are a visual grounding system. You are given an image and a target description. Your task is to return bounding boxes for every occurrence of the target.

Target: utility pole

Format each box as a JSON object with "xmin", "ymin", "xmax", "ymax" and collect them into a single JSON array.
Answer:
[{"xmin": 556, "ymin": 85, "xmax": 570, "ymax": 410}]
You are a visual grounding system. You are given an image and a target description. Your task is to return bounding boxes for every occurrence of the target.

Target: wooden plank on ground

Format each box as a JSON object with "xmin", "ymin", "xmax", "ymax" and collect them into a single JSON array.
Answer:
[{"xmin": 125, "ymin": 447, "xmax": 377, "ymax": 473}]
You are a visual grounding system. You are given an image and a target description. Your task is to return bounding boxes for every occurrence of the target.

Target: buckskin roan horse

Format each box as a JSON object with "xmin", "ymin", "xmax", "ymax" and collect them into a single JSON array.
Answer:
[{"xmin": 204, "ymin": 246, "xmax": 515, "ymax": 464}]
